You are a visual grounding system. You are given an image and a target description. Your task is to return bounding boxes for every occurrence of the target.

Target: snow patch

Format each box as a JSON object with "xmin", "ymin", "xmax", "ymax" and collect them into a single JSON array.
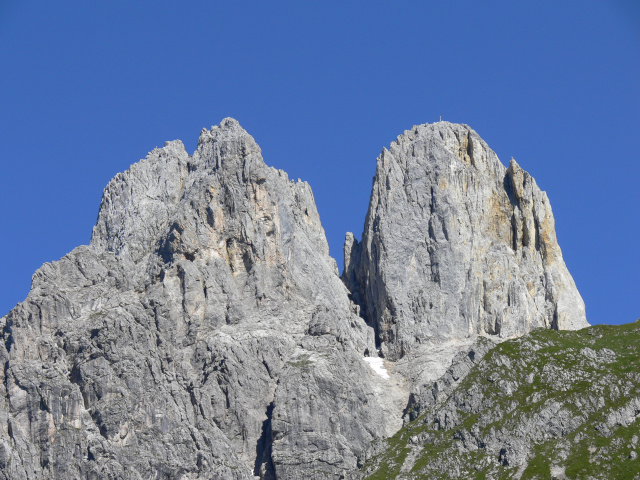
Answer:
[{"xmin": 364, "ymin": 356, "xmax": 390, "ymax": 379}]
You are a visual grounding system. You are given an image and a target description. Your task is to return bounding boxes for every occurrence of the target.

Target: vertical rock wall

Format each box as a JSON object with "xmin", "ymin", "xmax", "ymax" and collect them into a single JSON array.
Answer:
[
  {"xmin": 0, "ymin": 119, "xmax": 390, "ymax": 480},
  {"xmin": 0, "ymin": 119, "xmax": 590, "ymax": 479},
  {"xmin": 344, "ymin": 122, "xmax": 587, "ymax": 361}
]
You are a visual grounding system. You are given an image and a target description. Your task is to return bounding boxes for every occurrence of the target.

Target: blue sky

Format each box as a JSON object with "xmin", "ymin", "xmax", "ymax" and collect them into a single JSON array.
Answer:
[{"xmin": 1, "ymin": 1, "xmax": 638, "ymax": 325}]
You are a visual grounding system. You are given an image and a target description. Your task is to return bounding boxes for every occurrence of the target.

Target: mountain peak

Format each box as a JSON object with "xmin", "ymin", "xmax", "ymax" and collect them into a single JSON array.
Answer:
[
  {"xmin": 198, "ymin": 117, "xmax": 247, "ymax": 143},
  {"xmin": 345, "ymin": 122, "xmax": 587, "ymax": 360},
  {"xmin": 1, "ymin": 119, "xmax": 591, "ymax": 479}
]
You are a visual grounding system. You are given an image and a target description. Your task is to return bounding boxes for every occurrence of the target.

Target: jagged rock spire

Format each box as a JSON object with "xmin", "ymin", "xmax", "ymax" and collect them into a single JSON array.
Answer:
[{"xmin": 0, "ymin": 119, "xmax": 388, "ymax": 480}]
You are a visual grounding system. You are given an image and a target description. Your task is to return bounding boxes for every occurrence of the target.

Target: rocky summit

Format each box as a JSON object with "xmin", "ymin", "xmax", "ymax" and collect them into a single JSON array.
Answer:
[
  {"xmin": 0, "ymin": 118, "xmax": 619, "ymax": 480},
  {"xmin": 343, "ymin": 123, "xmax": 588, "ymax": 362}
]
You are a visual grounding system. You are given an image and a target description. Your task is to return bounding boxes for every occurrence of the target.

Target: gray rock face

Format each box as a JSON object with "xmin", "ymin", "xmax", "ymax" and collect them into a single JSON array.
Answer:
[
  {"xmin": 403, "ymin": 336, "xmax": 496, "ymax": 423},
  {"xmin": 0, "ymin": 119, "xmax": 389, "ymax": 479},
  {"xmin": 343, "ymin": 122, "xmax": 588, "ymax": 361},
  {"xmin": 0, "ymin": 119, "xmax": 592, "ymax": 479}
]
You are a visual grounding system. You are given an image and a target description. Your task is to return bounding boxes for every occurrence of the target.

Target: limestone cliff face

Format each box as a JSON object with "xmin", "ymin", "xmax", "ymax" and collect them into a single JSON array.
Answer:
[
  {"xmin": 0, "ymin": 119, "xmax": 390, "ymax": 480},
  {"xmin": 343, "ymin": 122, "xmax": 588, "ymax": 361},
  {"xmin": 0, "ymin": 119, "xmax": 589, "ymax": 480}
]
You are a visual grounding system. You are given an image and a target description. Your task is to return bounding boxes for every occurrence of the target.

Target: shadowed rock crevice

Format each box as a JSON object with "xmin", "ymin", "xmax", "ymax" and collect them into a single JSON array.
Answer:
[{"xmin": 254, "ymin": 401, "xmax": 275, "ymax": 479}]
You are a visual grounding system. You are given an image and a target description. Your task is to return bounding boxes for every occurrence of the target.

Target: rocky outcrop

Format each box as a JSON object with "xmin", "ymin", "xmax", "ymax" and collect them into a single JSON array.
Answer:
[
  {"xmin": 344, "ymin": 122, "xmax": 588, "ymax": 361},
  {"xmin": 0, "ymin": 119, "xmax": 393, "ymax": 479}
]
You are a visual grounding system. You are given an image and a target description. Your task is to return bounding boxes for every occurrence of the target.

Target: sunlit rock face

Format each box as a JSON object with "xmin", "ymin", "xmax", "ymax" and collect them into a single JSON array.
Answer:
[
  {"xmin": 343, "ymin": 122, "xmax": 588, "ymax": 361},
  {"xmin": 0, "ymin": 119, "xmax": 589, "ymax": 480},
  {"xmin": 0, "ymin": 119, "xmax": 391, "ymax": 480}
]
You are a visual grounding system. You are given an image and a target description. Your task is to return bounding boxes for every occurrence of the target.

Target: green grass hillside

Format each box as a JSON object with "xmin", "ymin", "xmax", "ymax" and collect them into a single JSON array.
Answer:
[{"xmin": 360, "ymin": 321, "xmax": 640, "ymax": 479}]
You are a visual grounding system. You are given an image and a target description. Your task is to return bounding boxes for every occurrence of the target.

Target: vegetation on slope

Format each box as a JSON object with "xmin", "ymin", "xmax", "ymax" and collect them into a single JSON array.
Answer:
[{"xmin": 361, "ymin": 321, "xmax": 640, "ymax": 479}]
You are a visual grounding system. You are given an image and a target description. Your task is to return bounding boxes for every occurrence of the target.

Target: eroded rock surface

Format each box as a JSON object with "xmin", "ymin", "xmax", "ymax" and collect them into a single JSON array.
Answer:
[
  {"xmin": 0, "ymin": 119, "xmax": 591, "ymax": 479},
  {"xmin": 0, "ymin": 119, "xmax": 390, "ymax": 479},
  {"xmin": 343, "ymin": 122, "xmax": 588, "ymax": 361}
]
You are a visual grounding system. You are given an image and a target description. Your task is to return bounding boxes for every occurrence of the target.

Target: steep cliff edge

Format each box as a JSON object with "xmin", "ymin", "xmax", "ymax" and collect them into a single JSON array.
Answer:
[
  {"xmin": 0, "ymin": 119, "xmax": 397, "ymax": 479},
  {"xmin": 343, "ymin": 122, "xmax": 588, "ymax": 362}
]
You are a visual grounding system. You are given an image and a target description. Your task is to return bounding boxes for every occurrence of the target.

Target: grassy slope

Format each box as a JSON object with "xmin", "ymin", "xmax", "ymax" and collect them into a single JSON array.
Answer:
[{"xmin": 361, "ymin": 321, "xmax": 640, "ymax": 480}]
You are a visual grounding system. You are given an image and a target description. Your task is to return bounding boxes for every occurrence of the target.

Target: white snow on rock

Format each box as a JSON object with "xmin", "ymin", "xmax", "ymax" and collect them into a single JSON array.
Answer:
[{"xmin": 364, "ymin": 356, "xmax": 390, "ymax": 379}]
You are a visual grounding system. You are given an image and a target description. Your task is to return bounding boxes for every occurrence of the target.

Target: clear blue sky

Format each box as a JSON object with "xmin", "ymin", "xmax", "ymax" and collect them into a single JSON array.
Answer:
[{"xmin": 1, "ymin": 1, "xmax": 638, "ymax": 325}]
